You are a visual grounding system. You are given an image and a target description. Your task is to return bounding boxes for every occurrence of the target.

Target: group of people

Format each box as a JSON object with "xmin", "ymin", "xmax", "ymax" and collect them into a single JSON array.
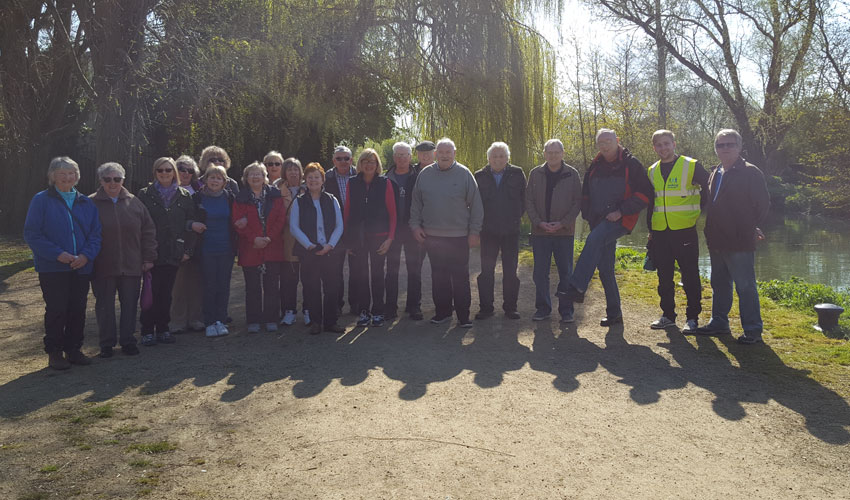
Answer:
[{"xmin": 23, "ymin": 127, "xmax": 770, "ymax": 372}]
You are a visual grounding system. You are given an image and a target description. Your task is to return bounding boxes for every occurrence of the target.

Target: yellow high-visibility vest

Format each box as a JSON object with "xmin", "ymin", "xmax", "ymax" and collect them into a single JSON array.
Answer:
[{"xmin": 648, "ymin": 155, "xmax": 701, "ymax": 230}]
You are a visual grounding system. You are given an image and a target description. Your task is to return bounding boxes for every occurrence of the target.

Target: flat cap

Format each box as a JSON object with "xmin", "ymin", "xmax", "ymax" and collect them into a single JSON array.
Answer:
[{"xmin": 415, "ymin": 141, "xmax": 436, "ymax": 151}]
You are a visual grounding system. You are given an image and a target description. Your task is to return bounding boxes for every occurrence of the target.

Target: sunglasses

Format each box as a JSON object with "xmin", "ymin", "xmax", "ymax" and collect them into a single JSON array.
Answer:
[
  {"xmin": 334, "ymin": 156, "xmax": 351, "ymax": 162},
  {"xmin": 208, "ymin": 157, "xmax": 225, "ymax": 164},
  {"xmin": 265, "ymin": 162, "xmax": 282, "ymax": 167},
  {"xmin": 177, "ymin": 166, "xmax": 193, "ymax": 173},
  {"xmin": 101, "ymin": 177, "xmax": 124, "ymax": 183},
  {"xmin": 156, "ymin": 168, "xmax": 174, "ymax": 174},
  {"xmin": 715, "ymin": 142, "xmax": 738, "ymax": 150}
]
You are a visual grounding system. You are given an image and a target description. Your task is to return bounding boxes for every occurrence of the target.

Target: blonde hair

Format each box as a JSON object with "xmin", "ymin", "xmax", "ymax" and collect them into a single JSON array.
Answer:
[
  {"xmin": 241, "ymin": 161, "xmax": 268, "ymax": 186},
  {"xmin": 357, "ymin": 148, "xmax": 382, "ymax": 175},
  {"xmin": 152, "ymin": 157, "xmax": 177, "ymax": 184},
  {"xmin": 201, "ymin": 165, "xmax": 229, "ymax": 184},
  {"xmin": 263, "ymin": 150, "xmax": 284, "ymax": 165},
  {"xmin": 199, "ymin": 145, "xmax": 231, "ymax": 172}
]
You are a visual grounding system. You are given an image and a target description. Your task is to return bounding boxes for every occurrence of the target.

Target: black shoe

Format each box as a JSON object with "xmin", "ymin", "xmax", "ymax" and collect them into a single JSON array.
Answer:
[
  {"xmin": 695, "ymin": 324, "xmax": 732, "ymax": 336},
  {"xmin": 48, "ymin": 352, "xmax": 71, "ymax": 370},
  {"xmin": 409, "ymin": 310, "xmax": 424, "ymax": 321},
  {"xmin": 504, "ymin": 311, "xmax": 521, "ymax": 320},
  {"xmin": 121, "ymin": 344, "xmax": 140, "ymax": 356},
  {"xmin": 98, "ymin": 347, "xmax": 113, "ymax": 359},
  {"xmin": 430, "ymin": 314, "xmax": 452, "ymax": 324},
  {"xmin": 385, "ymin": 310, "xmax": 398, "ymax": 320},
  {"xmin": 309, "ymin": 323, "xmax": 322, "ymax": 335},
  {"xmin": 564, "ymin": 286, "xmax": 585, "ymax": 303},
  {"xmin": 324, "ymin": 323, "xmax": 346, "ymax": 334},
  {"xmin": 458, "ymin": 318, "xmax": 473, "ymax": 328},
  {"xmin": 224, "ymin": 316, "xmax": 233, "ymax": 324},
  {"xmin": 67, "ymin": 350, "xmax": 92, "ymax": 365},
  {"xmin": 475, "ymin": 310, "xmax": 494, "ymax": 320},
  {"xmin": 600, "ymin": 316, "xmax": 623, "ymax": 327},
  {"xmin": 737, "ymin": 333, "xmax": 764, "ymax": 345}
]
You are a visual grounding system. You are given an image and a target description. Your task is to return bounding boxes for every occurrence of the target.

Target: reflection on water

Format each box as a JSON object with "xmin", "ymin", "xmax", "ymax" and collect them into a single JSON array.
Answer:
[{"xmin": 574, "ymin": 214, "xmax": 850, "ymax": 291}]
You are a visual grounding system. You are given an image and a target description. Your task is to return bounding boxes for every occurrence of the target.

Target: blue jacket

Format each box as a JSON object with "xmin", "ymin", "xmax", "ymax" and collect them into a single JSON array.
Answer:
[{"xmin": 24, "ymin": 186, "xmax": 102, "ymax": 274}]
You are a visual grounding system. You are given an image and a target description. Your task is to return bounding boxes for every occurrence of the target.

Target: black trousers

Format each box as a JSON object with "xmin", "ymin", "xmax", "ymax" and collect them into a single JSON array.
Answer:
[
  {"xmin": 280, "ymin": 260, "xmax": 302, "ymax": 313},
  {"xmin": 425, "ymin": 235, "xmax": 471, "ymax": 321},
  {"xmin": 651, "ymin": 227, "xmax": 702, "ymax": 321},
  {"xmin": 384, "ymin": 228, "xmax": 423, "ymax": 314},
  {"xmin": 38, "ymin": 271, "xmax": 90, "ymax": 354},
  {"xmin": 349, "ymin": 234, "xmax": 388, "ymax": 315},
  {"xmin": 140, "ymin": 264, "xmax": 179, "ymax": 335},
  {"xmin": 302, "ymin": 251, "xmax": 343, "ymax": 327},
  {"xmin": 242, "ymin": 262, "xmax": 282, "ymax": 325},
  {"xmin": 477, "ymin": 231, "xmax": 520, "ymax": 313},
  {"xmin": 335, "ymin": 250, "xmax": 357, "ymax": 312}
]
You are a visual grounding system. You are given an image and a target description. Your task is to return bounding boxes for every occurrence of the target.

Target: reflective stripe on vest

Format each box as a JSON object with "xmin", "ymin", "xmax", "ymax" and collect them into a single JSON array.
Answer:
[{"xmin": 648, "ymin": 155, "xmax": 701, "ymax": 230}]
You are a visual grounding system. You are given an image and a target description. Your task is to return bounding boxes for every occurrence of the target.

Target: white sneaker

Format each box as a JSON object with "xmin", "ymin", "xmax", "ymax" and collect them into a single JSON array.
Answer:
[
  {"xmin": 205, "ymin": 324, "xmax": 218, "ymax": 337},
  {"xmin": 683, "ymin": 319, "xmax": 698, "ymax": 334},
  {"xmin": 215, "ymin": 321, "xmax": 229, "ymax": 336},
  {"xmin": 281, "ymin": 310, "xmax": 296, "ymax": 326},
  {"xmin": 303, "ymin": 310, "xmax": 311, "ymax": 326},
  {"xmin": 650, "ymin": 316, "xmax": 676, "ymax": 329},
  {"xmin": 266, "ymin": 322, "xmax": 278, "ymax": 332}
]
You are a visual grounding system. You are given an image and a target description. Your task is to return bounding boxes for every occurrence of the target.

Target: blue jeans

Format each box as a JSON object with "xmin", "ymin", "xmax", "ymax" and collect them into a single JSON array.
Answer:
[
  {"xmin": 569, "ymin": 221, "xmax": 628, "ymax": 319},
  {"xmin": 531, "ymin": 234, "xmax": 574, "ymax": 318},
  {"xmin": 202, "ymin": 253, "xmax": 234, "ymax": 325},
  {"xmin": 708, "ymin": 250, "xmax": 763, "ymax": 335}
]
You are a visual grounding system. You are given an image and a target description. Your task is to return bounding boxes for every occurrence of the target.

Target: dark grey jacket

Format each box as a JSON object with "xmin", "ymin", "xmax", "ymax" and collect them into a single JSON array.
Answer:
[{"xmin": 474, "ymin": 164, "xmax": 527, "ymax": 235}]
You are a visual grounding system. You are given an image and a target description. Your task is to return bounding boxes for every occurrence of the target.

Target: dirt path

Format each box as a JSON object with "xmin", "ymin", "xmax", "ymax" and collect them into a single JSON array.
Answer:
[{"xmin": 1, "ymin": 252, "xmax": 848, "ymax": 499}]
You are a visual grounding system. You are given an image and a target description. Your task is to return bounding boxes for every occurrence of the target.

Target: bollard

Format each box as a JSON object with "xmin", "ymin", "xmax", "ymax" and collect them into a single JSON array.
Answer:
[{"xmin": 813, "ymin": 303, "xmax": 844, "ymax": 332}]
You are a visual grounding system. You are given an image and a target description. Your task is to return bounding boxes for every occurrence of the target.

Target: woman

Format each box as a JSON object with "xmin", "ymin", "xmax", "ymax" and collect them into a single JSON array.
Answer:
[
  {"xmin": 290, "ymin": 162, "xmax": 345, "ymax": 335},
  {"xmin": 232, "ymin": 161, "xmax": 287, "ymax": 333},
  {"xmin": 24, "ymin": 157, "xmax": 102, "ymax": 370},
  {"xmin": 344, "ymin": 149, "xmax": 397, "ymax": 327},
  {"xmin": 171, "ymin": 155, "xmax": 204, "ymax": 332},
  {"xmin": 277, "ymin": 157, "xmax": 308, "ymax": 326},
  {"xmin": 199, "ymin": 145, "xmax": 240, "ymax": 193},
  {"xmin": 137, "ymin": 157, "xmax": 202, "ymax": 346},
  {"xmin": 193, "ymin": 165, "xmax": 237, "ymax": 337},
  {"xmin": 264, "ymin": 151, "xmax": 285, "ymax": 186},
  {"xmin": 90, "ymin": 162, "xmax": 157, "ymax": 358}
]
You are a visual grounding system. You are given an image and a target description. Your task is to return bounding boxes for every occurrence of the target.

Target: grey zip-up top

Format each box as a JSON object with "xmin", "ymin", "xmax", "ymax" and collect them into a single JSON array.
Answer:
[{"xmin": 409, "ymin": 161, "xmax": 484, "ymax": 237}]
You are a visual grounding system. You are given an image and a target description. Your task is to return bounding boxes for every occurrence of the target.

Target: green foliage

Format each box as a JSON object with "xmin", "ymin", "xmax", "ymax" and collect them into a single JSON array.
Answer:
[
  {"xmin": 126, "ymin": 441, "xmax": 178, "ymax": 454},
  {"xmin": 757, "ymin": 276, "xmax": 850, "ymax": 311}
]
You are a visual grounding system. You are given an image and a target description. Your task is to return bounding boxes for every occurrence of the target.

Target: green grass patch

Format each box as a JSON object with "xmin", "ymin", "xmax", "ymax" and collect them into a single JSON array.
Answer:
[
  {"xmin": 0, "ymin": 236, "xmax": 34, "ymax": 282},
  {"xmin": 129, "ymin": 458, "xmax": 153, "ymax": 468},
  {"xmin": 126, "ymin": 441, "xmax": 177, "ymax": 454},
  {"xmin": 88, "ymin": 404, "xmax": 115, "ymax": 419},
  {"xmin": 115, "ymin": 424, "xmax": 149, "ymax": 435},
  {"xmin": 18, "ymin": 493, "xmax": 48, "ymax": 500},
  {"xmin": 38, "ymin": 465, "xmax": 58, "ymax": 473}
]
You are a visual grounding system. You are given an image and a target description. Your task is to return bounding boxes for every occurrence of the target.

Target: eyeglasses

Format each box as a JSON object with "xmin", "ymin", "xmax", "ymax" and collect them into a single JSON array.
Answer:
[
  {"xmin": 177, "ymin": 166, "xmax": 193, "ymax": 174},
  {"xmin": 715, "ymin": 142, "xmax": 738, "ymax": 150},
  {"xmin": 101, "ymin": 177, "xmax": 124, "ymax": 183},
  {"xmin": 208, "ymin": 157, "xmax": 225, "ymax": 164},
  {"xmin": 334, "ymin": 156, "xmax": 351, "ymax": 162},
  {"xmin": 156, "ymin": 168, "xmax": 174, "ymax": 174},
  {"xmin": 265, "ymin": 162, "xmax": 282, "ymax": 167}
]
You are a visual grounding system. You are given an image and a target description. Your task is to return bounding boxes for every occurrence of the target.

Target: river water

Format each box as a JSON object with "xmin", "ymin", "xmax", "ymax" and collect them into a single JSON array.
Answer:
[{"xmin": 574, "ymin": 214, "xmax": 850, "ymax": 292}]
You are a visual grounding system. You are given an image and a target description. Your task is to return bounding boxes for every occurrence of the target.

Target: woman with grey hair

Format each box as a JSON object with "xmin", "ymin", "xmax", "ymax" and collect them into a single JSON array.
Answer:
[
  {"xmin": 24, "ymin": 156, "xmax": 102, "ymax": 370},
  {"xmin": 90, "ymin": 162, "xmax": 157, "ymax": 358},
  {"xmin": 171, "ymin": 154, "xmax": 205, "ymax": 333}
]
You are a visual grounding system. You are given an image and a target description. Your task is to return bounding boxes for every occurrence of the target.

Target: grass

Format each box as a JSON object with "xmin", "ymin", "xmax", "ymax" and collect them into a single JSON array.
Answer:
[
  {"xmin": 115, "ymin": 424, "xmax": 149, "ymax": 435},
  {"xmin": 0, "ymin": 236, "xmax": 33, "ymax": 283},
  {"xmin": 88, "ymin": 404, "xmax": 115, "ymax": 419},
  {"xmin": 126, "ymin": 441, "xmax": 177, "ymax": 454},
  {"xmin": 38, "ymin": 465, "xmax": 58, "ymax": 473},
  {"xmin": 129, "ymin": 459, "xmax": 153, "ymax": 468}
]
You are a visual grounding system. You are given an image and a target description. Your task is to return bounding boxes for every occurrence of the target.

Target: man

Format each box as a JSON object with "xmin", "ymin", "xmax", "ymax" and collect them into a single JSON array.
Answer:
[
  {"xmin": 414, "ymin": 141, "xmax": 436, "ymax": 169},
  {"xmin": 385, "ymin": 142, "xmax": 424, "ymax": 320},
  {"xmin": 696, "ymin": 129, "xmax": 770, "ymax": 345},
  {"xmin": 474, "ymin": 142, "xmax": 527, "ymax": 320},
  {"xmin": 324, "ymin": 145, "xmax": 358, "ymax": 314},
  {"xmin": 645, "ymin": 130, "xmax": 710, "ymax": 333},
  {"xmin": 525, "ymin": 139, "xmax": 581, "ymax": 323},
  {"xmin": 562, "ymin": 129, "xmax": 653, "ymax": 326},
  {"xmin": 410, "ymin": 138, "xmax": 483, "ymax": 327}
]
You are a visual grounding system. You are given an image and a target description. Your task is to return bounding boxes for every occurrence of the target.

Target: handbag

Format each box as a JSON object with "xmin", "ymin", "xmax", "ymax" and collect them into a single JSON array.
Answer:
[{"xmin": 140, "ymin": 271, "xmax": 153, "ymax": 311}]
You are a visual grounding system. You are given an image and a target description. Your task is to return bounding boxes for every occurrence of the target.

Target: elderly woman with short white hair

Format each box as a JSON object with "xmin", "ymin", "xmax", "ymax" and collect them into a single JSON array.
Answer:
[
  {"xmin": 24, "ymin": 156, "xmax": 102, "ymax": 370},
  {"xmin": 89, "ymin": 162, "xmax": 157, "ymax": 358}
]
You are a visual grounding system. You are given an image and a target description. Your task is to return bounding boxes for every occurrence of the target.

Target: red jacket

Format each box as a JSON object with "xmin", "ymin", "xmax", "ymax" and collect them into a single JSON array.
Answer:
[{"xmin": 232, "ymin": 185, "xmax": 287, "ymax": 266}]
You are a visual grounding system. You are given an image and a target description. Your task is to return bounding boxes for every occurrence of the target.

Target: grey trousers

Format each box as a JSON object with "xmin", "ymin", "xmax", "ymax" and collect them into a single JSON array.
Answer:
[{"xmin": 92, "ymin": 275, "xmax": 141, "ymax": 348}]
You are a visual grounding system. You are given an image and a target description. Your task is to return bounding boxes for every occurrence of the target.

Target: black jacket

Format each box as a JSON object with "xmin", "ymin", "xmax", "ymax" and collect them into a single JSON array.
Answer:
[
  {"xmin": 581, "ymin": 147, "xmax": 652, "ymax": 232},
  {"xmin": 474, "ymin": 164, "xmax": 527, "ymax": 235},
  {"xmin": 137, "ymin": 183, "xmax": 197, "ymax": 267}
]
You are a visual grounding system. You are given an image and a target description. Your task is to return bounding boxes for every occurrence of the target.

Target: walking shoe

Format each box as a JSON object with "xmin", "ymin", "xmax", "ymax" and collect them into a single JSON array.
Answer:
[
  {"xmin": 430, "ymin": 313, "xmax": 452, "ymax": 324},
  {"xmin": 600, "ymin": 316, "xmax": 623, "ymax": 327},
  {"xmin": 532, "ymin": 311, "xmax": 550, "ymax": 321},
  {"xmin": 558, "ymin": 285, "xmax": 585, "ymax": 303},
  {"xmin": 246, "ymin": 323, "xmax": 261, "ymax": 334},
  {"xmin": 475, "ymin": 310, "xmax": 494, "ymax": 320},
  {"xmin": 560, "ymin": 313, "xmax": 575, "ymax": 324},
  {"xmin": 266, "ymin": 322, "xmax": 278, "ymax": 332},
  {"xmin": 205, "ymin": 324, "xmax": 219, "ymax": 337},
  {"xmin": 458, "ymin": 318, "xmax": 473, "ymax": 328},
  {"xmin": 650, "ymin": 316, "xmax": 676, "ymax": 330},
  {"xmin": 409, "ymin": 310, "xmax": 424, "ymax": 321},
  {"xmin": 737, "ymin": 333, "xmax": 764, "ymax": 345},
  {"xmin": 67, "ymin": 350, "xmax": 92, "ymax": 365},
  {"xmin": 99, "ymin": 346, "xmax": 113, "ymax": 358},
  {"xmin": 371, "ymin": 315, "xmax": 385, "ymax": 327},
  {"xmin": 189, "ymin": 320, "xmax": 205, "ymax": 332},
  {"xmin": 121, "ymin": 344, "xmax": 140, "ymax": 355},
  {"xmin": 505, "ymin": 311, "xmax": 521, "ymax": 320},
  {"xmin": 140, "ymin": 334, "xmax": 157, "ymax": 346},
  {"xmin": 215, "ymin": 321, "xmax": 229, "ymax": 336},
  {"xmin": 303, "ymin": 310, "xmax": 311, "ymax": 326},
  {"xmin": 156, "ymin": 332, "xmax": 176, "ymax": 344},
  {"xmin": 281, "ymin": 310, "xmax": 296, "ymax": 326},
  {"xmin": 325, "ymin": 323, "xmax": 346, "ymax": 334},
  {"xmin": 48, "ymin": 352, "xmax": 71, "ymax": 370},
  {"xmin": 356, "ymin": 310, "xmax": 372, "ymax": 327},
  {"xmin": 682, "ymin": 319, "xmax": 699, "ymax": 334},
  {"xmin": 309, "ymin": 323, "xmax": 322, "ymax": 335},
  {"xmin": 695, "ymin": 323, "xmax": 731, "ymax": 336}
]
